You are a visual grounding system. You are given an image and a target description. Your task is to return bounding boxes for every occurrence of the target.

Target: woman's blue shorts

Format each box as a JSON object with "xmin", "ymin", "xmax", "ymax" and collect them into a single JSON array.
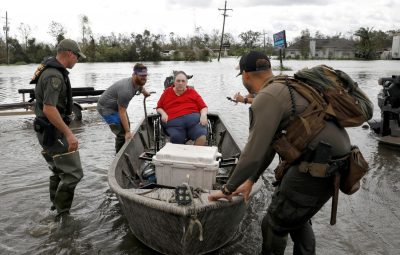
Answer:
[{"xmin": 163, "ymin": 112, "xmax": 207, "ymax": 144}]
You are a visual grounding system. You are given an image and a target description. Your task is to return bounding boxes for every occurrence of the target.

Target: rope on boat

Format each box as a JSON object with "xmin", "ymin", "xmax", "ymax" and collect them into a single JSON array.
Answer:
[
  {"xmin": 186, "ymin": 216, "xmax": 204, "ymax": 242},
  {"xmin": 193, "ymin": 188, "xmax": 206, "ymax": 204},
  {"xmin": 181, "ymin": 183, "xmax": 204, "ymax": 242},
  {"xmin": 166, "ymin": 192, "xmax": 175, "ymax": 203}
]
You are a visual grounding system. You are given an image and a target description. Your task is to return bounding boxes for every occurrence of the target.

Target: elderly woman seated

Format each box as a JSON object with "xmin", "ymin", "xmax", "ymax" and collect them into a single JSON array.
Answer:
[{"xmin": 156, "ymin": 71, "xmax": 208, "ymax": 145}]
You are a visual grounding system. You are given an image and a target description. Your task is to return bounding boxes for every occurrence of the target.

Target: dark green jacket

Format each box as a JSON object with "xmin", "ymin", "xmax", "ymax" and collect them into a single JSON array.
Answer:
[
  {"xmin": 226, "ymin": 77, "xmax": 352, "ymax": 191},
  {"xmin": 31, "ymin": 57, "xmax": 72, "ymax": 118}
]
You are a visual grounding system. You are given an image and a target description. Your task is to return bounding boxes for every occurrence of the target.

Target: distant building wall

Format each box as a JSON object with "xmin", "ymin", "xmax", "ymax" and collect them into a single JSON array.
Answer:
[
  {"xmin": 392, "ymin": 35, "xmax": 400, "ymax": 59},
  {"xmin": 285, "ymin": 39, "xmax": 355, "ymax": 59},
  {"xmin": 309, "ymin": 40, "xmax": 316, "ymax": 58},
  {"xmin": 286, "ymin": 49, "xmax": 301, "ymax": 58}
]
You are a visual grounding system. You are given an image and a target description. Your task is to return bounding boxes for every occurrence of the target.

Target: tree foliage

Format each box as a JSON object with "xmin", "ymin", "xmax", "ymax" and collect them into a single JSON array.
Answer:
[
  {"xmin": 354, "ymin": 27, "xmax": 393, "ymax": 59},
  {"xmin": 0, "ymin": 17, "xmax": 398, "ymax": 64},
  {"xmin": 354, "ymin": 27, "xmax": 375, "ymax": 59},
  {"xmin": 48, "ymin": 21, "xmax": 67, "ymax": 44},
  {"xmin": 18, "ymin": 23, "xmax": 32, "ymax": 50},
  {"xmin": 239, "ymin": 30, "xmax": 261, "ymax": 49}
]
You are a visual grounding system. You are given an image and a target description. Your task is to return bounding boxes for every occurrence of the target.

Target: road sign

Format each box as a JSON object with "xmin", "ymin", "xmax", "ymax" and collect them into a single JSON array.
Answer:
[
  {"xmin": 222, "ymin": 42, "xmax": 230, "ymax": 48},
  {"xmin": 273, "ymin": 30, "xmax": 287, "ymax": 49}
]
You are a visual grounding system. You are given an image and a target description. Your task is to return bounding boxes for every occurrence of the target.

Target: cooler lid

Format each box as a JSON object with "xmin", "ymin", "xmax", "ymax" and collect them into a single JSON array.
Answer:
[{"xmin": 153, "ymin": 143, "xmax": 221, "ymax": 165}]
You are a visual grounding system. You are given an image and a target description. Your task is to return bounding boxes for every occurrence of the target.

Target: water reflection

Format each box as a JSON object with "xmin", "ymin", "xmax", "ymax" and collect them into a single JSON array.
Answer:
[{"xmin": 84, "ymin": 73, "xmax": 99, "ymax": 87}]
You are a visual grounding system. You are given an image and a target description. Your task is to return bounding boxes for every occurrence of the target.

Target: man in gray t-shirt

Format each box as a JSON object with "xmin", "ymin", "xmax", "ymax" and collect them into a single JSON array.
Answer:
[{"xmin": 97, "ymin": 63, "xmax": 150, "ymax": 152}]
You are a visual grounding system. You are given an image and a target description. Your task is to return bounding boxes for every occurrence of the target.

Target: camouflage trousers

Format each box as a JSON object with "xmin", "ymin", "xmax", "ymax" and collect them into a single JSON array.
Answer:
[
  {"xmin": 37, "ymin": 130, "xmax": 83, "ymax": 215},
  {"xmin": 261, "ymin": 165, "xmax": 333, "ymax": 255}
]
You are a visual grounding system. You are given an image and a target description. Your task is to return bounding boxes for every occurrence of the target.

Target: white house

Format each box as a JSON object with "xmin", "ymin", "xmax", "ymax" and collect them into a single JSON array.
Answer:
[
  {"xmin": 392, "ymin": 35, "xmax": 400, "ymax": 60},
  {"xmin": 285, "ymin": 38, "xmax": 356, "ymax": 59}
]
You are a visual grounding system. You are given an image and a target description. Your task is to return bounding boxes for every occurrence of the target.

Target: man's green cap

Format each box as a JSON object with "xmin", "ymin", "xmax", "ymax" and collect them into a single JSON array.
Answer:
[{"xmin": 57, "ymin": 39, "xmax": 86, "ymax": 59}]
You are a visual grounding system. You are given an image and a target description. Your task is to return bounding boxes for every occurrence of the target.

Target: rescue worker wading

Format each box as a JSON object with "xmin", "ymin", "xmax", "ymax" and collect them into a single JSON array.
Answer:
[
  {"xmin": 30, "ymin": 39, "xmax": 86, "ymax": 218},
  {"xmin": 208, "ymin": 51, "xmax": 352, "ymax": 255}
]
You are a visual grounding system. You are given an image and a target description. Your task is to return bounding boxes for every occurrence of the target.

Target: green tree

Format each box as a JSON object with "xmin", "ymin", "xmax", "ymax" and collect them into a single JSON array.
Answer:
[
  {"xmin": 7, "ymin": 37, "xmax": 28, "ymax": 63},
  {"xmin": 354, "ymin": 27, "xmax": 375, "ymax": 59},
  {"xmin": 0, "ymin": 38, "xmax": 6, "ymax": 63},
  {"xmin": 239, "ymin": 30, "xmax": 261, "ymax": 49},
  {"xmin": 299, "ymin": 29, "xmax": 311, "ymax": 59},
  {"xmin": 26, "ymin": 38, "xmax": 53, "ymax": 63}
]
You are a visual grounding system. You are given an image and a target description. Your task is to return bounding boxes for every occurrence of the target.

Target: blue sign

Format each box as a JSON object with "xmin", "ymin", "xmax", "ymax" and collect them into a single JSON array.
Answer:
[{"xmin": 273, "ymin": 30, "xmax": 287, "ymax": 49}]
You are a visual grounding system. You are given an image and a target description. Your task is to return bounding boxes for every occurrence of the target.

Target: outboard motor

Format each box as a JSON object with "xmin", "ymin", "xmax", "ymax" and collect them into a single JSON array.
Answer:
[{"xmin": 370, "ymin": 75, "xmax": 400, "ymax": 136}]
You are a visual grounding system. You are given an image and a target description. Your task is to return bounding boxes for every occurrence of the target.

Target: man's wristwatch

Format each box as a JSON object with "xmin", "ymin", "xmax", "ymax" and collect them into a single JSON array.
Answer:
[
  {"xmin": 244, "ymin": 97, "xmax": 248, "ymax": 104},
  {"xmin": 221, "ymin": 184, "xmax": 232, "ymax": 196}
]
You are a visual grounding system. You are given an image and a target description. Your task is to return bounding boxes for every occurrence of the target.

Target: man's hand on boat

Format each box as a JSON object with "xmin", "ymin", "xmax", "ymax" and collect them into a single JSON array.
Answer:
[
  {"xmin": 208, "ymin": 190, "xmax": 233, "ymax": 202},
  {"xmin": 125, "ymin": 131, "xmax": 133, "ymax": 141},
  {"xmin": 232, "ymin": 180, "xmax": 254, "ymax": 202},
  {"xmin": 208, "ymin": 180, "xmax": 254, "ymax": 202},
  {"xmin": 142, "ymin": 88, "xmax": 152, "ymax": 97}
]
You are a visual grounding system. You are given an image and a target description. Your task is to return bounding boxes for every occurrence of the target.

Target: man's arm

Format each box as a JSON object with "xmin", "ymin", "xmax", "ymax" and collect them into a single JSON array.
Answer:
[
  {"xmin": 226, "ymin": 93, "xmax": 282, "ymax": 190},
  {"xmin": 209, "ymin": 92, "xmax": 284, "ymax": 201},
  {"xmin": 43, "ymin": 104, "xmax": 78, "ymax": 152},
  {"xmin": 118, "ymin": 105, "xmax": 132, "ymax": 140},
  {"xmin": 233, "ymin": 92, "xmax": 254, "ymax": 104},
  {"xmin": 141, "ymin": 87, "xmax": 151, "ymax": 97}
]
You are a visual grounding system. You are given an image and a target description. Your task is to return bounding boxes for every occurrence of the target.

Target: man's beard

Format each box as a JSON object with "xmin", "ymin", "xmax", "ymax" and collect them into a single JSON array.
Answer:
[
  {"xmin": 134, "ymin": 77, "xmax": 147, "ymax": 86},
  {"xmin": 243, "ymin": 82, "xmax": 253, "ymax": 94}
]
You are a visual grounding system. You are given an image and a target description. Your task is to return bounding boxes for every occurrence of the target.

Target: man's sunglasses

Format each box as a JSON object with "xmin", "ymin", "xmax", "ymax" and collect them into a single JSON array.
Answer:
[{"xmin": 71, "ymin": 51, "xmax": 81, "ymax": 60}]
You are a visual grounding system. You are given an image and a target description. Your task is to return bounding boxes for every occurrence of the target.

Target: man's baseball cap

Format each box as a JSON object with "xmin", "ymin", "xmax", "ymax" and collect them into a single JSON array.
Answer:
[
  {"xmin": 57, "ymin": 39, "xmax": 86, "ymax": 59},
  {"xmin": 133, "ymin": 63, "xmax": 148, "ymax": 76},
  {"xmin": 237, "ymin": 51, "xmax": 271, "ymax": 76}
]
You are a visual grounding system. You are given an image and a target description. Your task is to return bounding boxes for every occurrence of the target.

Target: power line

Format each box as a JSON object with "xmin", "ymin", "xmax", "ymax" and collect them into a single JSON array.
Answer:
[{"xmin": 218, "ymin": 1, "xmax": 232, "ymax": 61}]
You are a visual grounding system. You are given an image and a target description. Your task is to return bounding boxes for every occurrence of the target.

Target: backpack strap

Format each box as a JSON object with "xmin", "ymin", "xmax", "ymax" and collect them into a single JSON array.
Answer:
[{"xmin": 285, "ymin": 77, "xmax": 296, "ymax": 121}]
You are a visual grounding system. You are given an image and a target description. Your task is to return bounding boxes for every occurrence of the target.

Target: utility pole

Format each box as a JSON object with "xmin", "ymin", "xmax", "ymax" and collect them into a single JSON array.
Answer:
[
  {"xmin": 2, "ymin": 11, "xmax": 10, "ymax": 65},
  {"xmin": 263, "ymin": 30, "xmax": 266, "ymax": 53},
  {"xmin": 218, "ymin": 1, "xmax": 232, "ymax": 61}
]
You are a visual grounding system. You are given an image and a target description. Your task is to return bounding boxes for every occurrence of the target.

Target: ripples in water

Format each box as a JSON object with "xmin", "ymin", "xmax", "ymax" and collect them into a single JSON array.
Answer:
[{"xmin": 1, "ymin": 60, "xmax": 400, "ymax": 254}]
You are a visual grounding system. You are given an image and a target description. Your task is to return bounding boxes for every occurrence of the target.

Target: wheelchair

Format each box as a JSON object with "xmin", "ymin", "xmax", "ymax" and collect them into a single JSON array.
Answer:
[{"xmin": 153, "ymin": 114, "xmax": 214, "ymax": 152}]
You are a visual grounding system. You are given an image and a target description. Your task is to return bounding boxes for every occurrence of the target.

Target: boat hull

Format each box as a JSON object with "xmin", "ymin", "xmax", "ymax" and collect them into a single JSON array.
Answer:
[
  {"xmin": 108, "ymin": 112, "xmax": 261, "ymax": 254},
  {"xmin": 118, "ymin": 191, "xmax": 247, "ymax": 255}
]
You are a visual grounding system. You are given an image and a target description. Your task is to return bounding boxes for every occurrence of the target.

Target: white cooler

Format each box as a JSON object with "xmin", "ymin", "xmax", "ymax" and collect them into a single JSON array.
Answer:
[{"xmin": 153, "ymin": 143, "xmax": 221, "ymax": 190}]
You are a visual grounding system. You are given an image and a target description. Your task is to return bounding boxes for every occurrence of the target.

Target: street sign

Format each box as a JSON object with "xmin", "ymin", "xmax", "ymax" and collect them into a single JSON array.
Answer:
[
  {"xmin": 273, "ymin": 30, "xmax": 287, "ymax": 49},
  {"xmin": 222, "ymin": 42, "xmax": 230, "ymax": 48}
]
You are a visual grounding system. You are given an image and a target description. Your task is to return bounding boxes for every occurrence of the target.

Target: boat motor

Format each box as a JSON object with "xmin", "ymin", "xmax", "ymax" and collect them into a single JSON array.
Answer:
[{"xmin": 369, "ymin": 75, "xmax": 400, "ymax": 136}]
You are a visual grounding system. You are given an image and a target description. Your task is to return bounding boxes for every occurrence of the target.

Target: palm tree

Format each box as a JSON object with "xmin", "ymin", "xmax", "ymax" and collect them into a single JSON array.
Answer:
[{"xmin": 354, "ymin": 27, "xmax": 375, "ymax": 59}]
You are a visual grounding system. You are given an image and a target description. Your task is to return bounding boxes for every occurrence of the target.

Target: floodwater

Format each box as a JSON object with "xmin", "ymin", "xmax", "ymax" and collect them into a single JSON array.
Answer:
[{"xmin": 0, "ymin": 58, "xmax": 399, "ymax": 255}]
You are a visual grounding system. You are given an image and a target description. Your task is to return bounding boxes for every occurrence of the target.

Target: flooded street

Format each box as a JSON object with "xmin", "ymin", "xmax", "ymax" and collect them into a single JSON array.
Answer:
[{"xmin": 1, "ymin": 58, "xmax": 399, "ymax": 254}]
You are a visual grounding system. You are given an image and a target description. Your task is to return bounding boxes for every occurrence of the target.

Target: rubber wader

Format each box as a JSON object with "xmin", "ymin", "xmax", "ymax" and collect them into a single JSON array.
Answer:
[{"xmin": 52, "ymin": 150, "xmax": 83, "ymax": 214}]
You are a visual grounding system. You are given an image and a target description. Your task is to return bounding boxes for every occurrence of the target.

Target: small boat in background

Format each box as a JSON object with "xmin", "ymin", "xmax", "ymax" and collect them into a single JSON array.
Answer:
[
  {"xmin": 108, "ymin": 111, "xmax": 262, "ymax": 255},
  {"xmin": 368, "ymin": 75, "xmax": 400, "ymax": 146},
  {"xmin": 0, "ymin": 87, "xmax": 103, "ymax": 120}
]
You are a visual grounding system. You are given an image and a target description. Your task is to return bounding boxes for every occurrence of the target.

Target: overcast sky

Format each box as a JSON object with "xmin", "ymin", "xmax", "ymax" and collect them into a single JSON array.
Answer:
[{"xmin": 1, "ymin": 0, "xmax": 399, "ymax": 44}]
